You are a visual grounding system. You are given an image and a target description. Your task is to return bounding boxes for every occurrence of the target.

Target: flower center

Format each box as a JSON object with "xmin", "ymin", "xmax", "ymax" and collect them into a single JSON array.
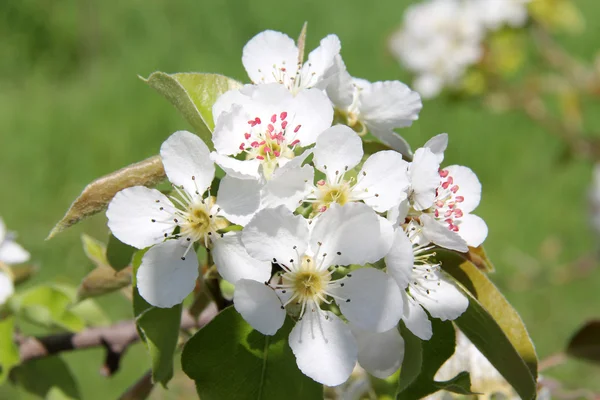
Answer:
[
  {"xmin": 282, "ymin": 256, "xmax": 331, "ymax": 305},
  {"xmin": 238, "ymin": 112, "xmax": 302, "ymax": 180},
  {"xmin": 430, "ymin": 169, "xmax": 465, "ymax": 232}
]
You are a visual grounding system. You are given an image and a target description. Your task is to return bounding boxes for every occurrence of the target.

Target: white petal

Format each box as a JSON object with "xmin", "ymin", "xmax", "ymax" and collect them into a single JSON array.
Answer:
[
  {"xmin": 289, "ymin": 311, "xmax": 357, "ymax": 386},
  {"xmin": 387, "ymin": 200, "xmax": 409, "ymax": 228},
  {"xmin": 301, "ymin": 34, "xmax": 341, "ymax": 89},
  {"xmin": 261, "ymin": 165, "xmax": 314, "ymax": 211},
  {"xmin": 385, "ymin": 229, "xmax": 414, "ymax": 290},
  {"xmin": 310, "ymin": 203, "xmax": 386, "ymax": 268},
  {"xmin": 403, "ymin": 298, "xmax": 432, "ymax": 340},
  {"xmin": 313, "ymin": 125, "xmax": 363, "ymax": 181},
  {"xmin": 325, "ymin": 55, "xmax": 355, "ymax": 108},
  {"xmin": 160, "ymin": 130, "xmax": 215, "ymax": 197},
  {"xmin": 423, "ymin": 133, "xmax": 448, "ymax": 164},
  {"xmin": 212, "ymin": 232, "xmax": 272, "ymax": 284},
  {"xmin": 242, "ymin": 30, "xmax": 299, "ymax": 86},
  {"xmin": 242, "ymin": 206, "xmax": 309, "ymax": 265},
  {"xmin": 136, "ymin": 240, "xmax": 198, "ymax": 308},
  {"xmin": 336, "ymin": 268, "xmax": 403, "ymax": 333},
  {"xmin": 408, "ymin": 148, "xmax": 440, "ymax": 210},
  {"xmin": 233, "ymin": 279, "xmax": 285, "ymax": 335},
  {"xmin": 377, "ymin": 216, "xmax": 396, "ymax": 260},
  {"xmin": 212, "ymin": 87, "xmax": 252, "ymax": 123},
  {"xmin": 367, "ymin": 127, "xmax": 413, "ymax": 158},
  {"xmin": 287, "ymin": 88, "xmax": 333, "ymax": 147},
  {"xmin": 421, "ymin": 214, "xmax": 468, "ymax": 253},
  {"xmin": 456, "ymin": 214, "xmax": 488, "ymax": 248},
  {"xmin": 210, "ymin": 152, "xmax": 261, "ymax": 180},
  {"xmin": 354, "ymin": 151, "xmax": 409, "ymax": 212},
  {"xmin": 418, "ymin": 273, "xmax": 468, "ymax": 321},
  {"xmin": 216, "ymin": 174, "xmax": 261, "ymax": 226},
  {"xmin": 212, "ymin": 104, "xmax": 253, "ymax": 156},
  {"xmin": 0, "ymin": 241, "xmax": 30, "ymax": 264},
  {"xmin": 443, "ymin": 165, "xmax": 482, "ymax": 214},
  {"xmin": 106, "ymin": 187, "xmax": 177, "ymax": 249},
  {"xmin": 352, "ymin": 325, "xmax": 404, "ymax": 379},
  {"xmin": 0, "ymin": 271, "xmax": 14, "ymax": 305},
  {"xmin": 359, "ymin": 80, "xmax": 422, "ymax": 130}
]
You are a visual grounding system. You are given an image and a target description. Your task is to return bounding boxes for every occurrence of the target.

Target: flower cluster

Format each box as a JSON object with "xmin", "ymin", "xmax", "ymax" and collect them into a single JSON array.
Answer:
[
  {"xmin": 389, "ymin": 0, "xmax": 530, "ymax": 98},
  {"xmin": 107, "ymin": 29, "xmax": 488, "ymax": 386},
  {"xmin": 0, "ymin": 217, "xmax": 30, "ymax": 305}
]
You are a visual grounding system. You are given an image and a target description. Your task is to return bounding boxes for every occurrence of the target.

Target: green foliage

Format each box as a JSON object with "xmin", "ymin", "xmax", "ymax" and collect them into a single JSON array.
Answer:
[
  {"xmin": 181, "ymin": 307, "xmax": 323, "ymax": 400},
  {"xmin": 106, "ymin": 234, "xmax": 135, "ymax": 271},
  {"xmin": 142, "ymin": 72, "xmax": 242, "ymax": 149},
  {"xmin": 566, "ymin": 320, "xmax": 600, "ymax": 365},
  {"xmin": 76, "ymin": 265, "xmax": 132, "ymax": 301},
  {"xmin": 11, "ymin": 357, "xmax": 81, "ymax": 399},
  {"xmin": 10, "ymin": 285, "xmax": 85, "ymax": 332},
  {"xmin": 80, "ymin": 234, "xmax": 108, "ymax": 267},
  {"xmin": 397, "ymin": 320, "xmax": 473, "ymax": 399},
  {"xmin": 0, "ymin": 317, "xmax": 19, "ymax": 384}
]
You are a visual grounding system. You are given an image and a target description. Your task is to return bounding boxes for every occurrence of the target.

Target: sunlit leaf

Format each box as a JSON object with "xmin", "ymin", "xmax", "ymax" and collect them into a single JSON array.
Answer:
[
  {"xmin": 397, "ymin": 320, "xmax": 473, "ymax": 399},
  {"xmin": 80, "ymin": 234, "xmax": 108, "ymax": 267},
  {"xmin": 464, "ymin": 246, "xmax": 495, "ymax": 272},
  {"xmin": 10, "ymin": 286, "xmax": 85, "ymax": 332},
  {"xmin": 69, "ymin": 299, "xmax": 112, "ymax": 327},
  {"xmin": 142, "ymin": 72, "xmax": 242, "ymax": 149},
  {"xmin": 107, "ymin": 234, "xmax": 136, "ymax": 271},
  {"xmin": 566, "ymin": 320, "xmax": 600, "ymax": 365},
  {"xmin": 182, "ymin": 307, "xmax": 323, "ymax": 400},
  {"xmin": 440, "ymin": 251, "xmax": 537, "ymax": 375},
  {"xmin": 48, "ymin": 156, "xmax": 165, "ymax": 239},
  {"xmin": 0, "ymin": 317, "xmax": 19, "ymax": 384},
  {"xmin": 11, "ymin": 356, "xmax": 81, "ymax": 399}
]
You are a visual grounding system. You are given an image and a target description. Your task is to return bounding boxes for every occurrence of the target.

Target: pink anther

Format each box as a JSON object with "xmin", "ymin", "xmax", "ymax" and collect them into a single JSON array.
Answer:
[
  {"xmin": 281, "ymin": 121, "xmax": 288, "ymax": 129},
  {"xmin": 290, "ymin": 139, "xmax": 300, "ymax": 146},
  {"xmin": 280, "ymin": 112, "xmax": 287, "ymax": 120},
  {"xmin": 268, "ymin": 124, "xmax": 275, "ymax": 132},
  {"xmin": 442, "ymin": 181, "xmax": 450, "ymax": 190},
  {"xmin": 435, "ymin": 200, "xmax": 444, "ymax": 208},
  {"xmin": 317, "ymin": 180, "xmax": 326, "ymax": 186},
  {"xmin": 271, "ymin": 114, "xmax": 277, "ymax": 123},
  {"xmin": 439, "ymin": 169, "xmax": 449, "ymax": 178},
  {"xmin": 319, "ymin": 206, "xmax": 328, "ymax": 213},
  {"xmin": 451, "ymin": 185, "xmax": 459, "ymax": 193},
  {"xmin": 239, "ymin": 143, "xmax": 245, "ymax": 151},
  {"xmin": 294, "ymin": 124, "xmax": 301, "ymax": 133},
  {"xmin": 256, "ymin": 155, "xmax": 265, "ymax": 160},
  {"xmin": 455, "ymin": 196, "xmax": 464, "ymax": 202},
  {"xmin": 444, "ymin": 210, "xmax": 453, "ymax": 218},
  {"xmin": 454, "ymin": 209, "xmax": 463, "ymax": 218},
  {"xmin": 244, "ymin": 133, "xmax": 251, "ymax": 140},
  {"xmin": 251, "ymin": 141, "xmax": 259, "ymax": 148},
  {"xmin": 274, "ymin": 150, "xmax": 281, "ymax": 157}
]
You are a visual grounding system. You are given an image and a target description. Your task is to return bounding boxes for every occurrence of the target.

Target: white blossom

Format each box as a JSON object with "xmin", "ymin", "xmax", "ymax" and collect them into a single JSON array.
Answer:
[
  {"xmin": 474, "ymin": 0, "xmax": 530, "ymax": 30},
  {"xmin": 0, "ymin": 218, "xmax": 30, "ymax": 265},
  {"xmin": 0, "ymin": 270, "xmax": 13, "ymax": 306},
  {"xmin": 233, "ymin": 204, "xmax": 402, "ymax": 386},
  {"xmin": 107, "ymin": 131, "xmax": 271, "ymax": 308},
  {"xmin": 402, "ymin": 137, "xmax": 488, "ymax": 252},
  {"xmin": 385, "ymin": 221, "xmax": 469, "ymax": 340},
  {"xmin": 326, "ymin": 56, "xmax": 422, "ymax": 157},
  {"xmin": 305, "ymin": 124, "xmax": 410, "ymax": 214},
  {"xmin": 242, "ymin": 30, "xmax": 341, "ymax": 94},
  {"xmin": 389, "ymin": 0, "xmax": 485, "ymax": 99}
]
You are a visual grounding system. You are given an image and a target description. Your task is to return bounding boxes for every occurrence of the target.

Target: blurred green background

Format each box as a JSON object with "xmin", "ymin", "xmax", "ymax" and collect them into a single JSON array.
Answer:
[{"xmin": 1, "ymin": 0, "xmax": 599, "ymax": 398}]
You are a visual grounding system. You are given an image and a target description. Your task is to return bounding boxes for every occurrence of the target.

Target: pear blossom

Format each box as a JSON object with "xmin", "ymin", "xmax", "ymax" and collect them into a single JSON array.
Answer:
[
  {"xmin": 305, "ymin": 124, "xmax": 409, "ymax": 214},
  {"xmin": 211, "ymin": 83, "xmax": 331, "ymax": 183},
  {"xmin": 326, "ymin": 56, "xmax": 422, "ymax": 157},
  {"xmin": 233, "ymin": 203, "xmax": 402, "ymax": 386},
  {"xmin": 0, "ymin": 270, "xmax": 13, "ymax": 306},
  {"xmin": 242, "ymin": 30, "xmax": 341, "ymax": 94},
  {"xmin": 385, "ymin": 221, "xmax": 468, "ymax": 340},
  {"xmin": 0, "ymin": 218, "xmax": 30, "ymax": 265},
  {"xmin": 388, "ymin": 0, "xmax": 484, "ymax": 98},
  {"xmin": 402, "ymin": 138, "xmax": 488, "ymax": 252},
  {"xmin": 107, "ymin": 131, "xmax": 271, "ymax": 308}
]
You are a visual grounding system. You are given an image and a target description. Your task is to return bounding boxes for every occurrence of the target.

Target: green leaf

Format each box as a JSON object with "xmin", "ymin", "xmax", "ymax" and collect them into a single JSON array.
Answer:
[
  {"xmin": 10, "ymin": 286, "xmax": 85, "ymax": 332},
  {"xmin": 136, "ymin": 303, "xmax": 182, "ymax": 387},
  {"xmin": 0, "ymin": 317, "xmax": 20, "ymax": 384},
  {"xmin": 454, "ymin": 290, "xmax": 537, "ymax": 400},
  {"xmin": 76, "ymin": 265, "xmax": 132, "ymax": 301},
  {"xmin": 11, "ymin": 356, "xmax": 81, "ymax": 399},
  {"xmin": 439, "ymin": 252, "xmax": 538, "ymax": 377},
  {"xmin": 182, "ymin": 307, "xmax": 323, "ymax": 400},
  {"xmin": 80, "ymin": 234, "xmax": 108, "ymax": 267},
  {"xmin": 142, "ymin": 72, "xmax": 242, "ymax": 149},
  {"xmin": 566, "ymin": 320, "xmax": 600, "ymax": 365},
  {"xmin": 107, "ymin": 234, "xmax": 136, "ymax": 271},
  {"xmin": 48, "ymin": 155, "xmax": 165, "ymax": 239},
  {"xmin": 397, "ymin": 319, "xmax": 473, "ymax": 399}
]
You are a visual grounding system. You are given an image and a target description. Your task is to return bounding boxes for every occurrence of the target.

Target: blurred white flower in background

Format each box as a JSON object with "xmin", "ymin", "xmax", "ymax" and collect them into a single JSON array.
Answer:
[
  {"xmin": 389, "ymin": 0, "xmax": 530, "ymax": 98},
  {"xmin": 0, "ymin": 217, "xmax": 31, "ymax": 305}
]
